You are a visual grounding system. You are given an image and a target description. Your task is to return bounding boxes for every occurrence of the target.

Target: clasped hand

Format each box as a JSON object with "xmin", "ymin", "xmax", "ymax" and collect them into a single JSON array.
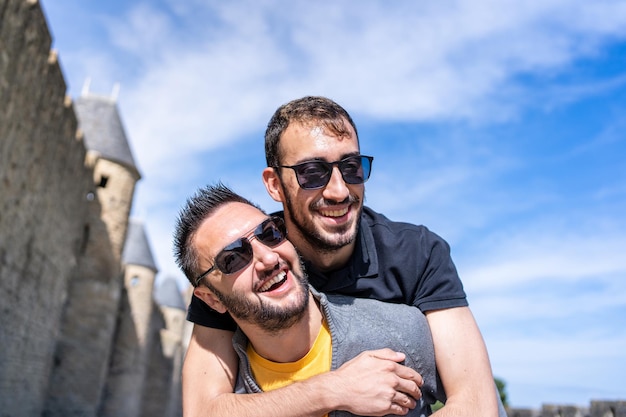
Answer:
[{"xmin": 328, "ymin": 348, "xmax": 424, "ymax": 416}]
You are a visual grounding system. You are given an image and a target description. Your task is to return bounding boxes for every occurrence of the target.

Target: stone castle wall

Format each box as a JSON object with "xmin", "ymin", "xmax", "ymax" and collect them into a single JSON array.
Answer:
[
  {"xmin": 0, "ymin": 0, "xmax": 95, "ymax": 414},
  {"xmin": 0, "ymin": 1, "xmax": 184, "ymax": 416}
]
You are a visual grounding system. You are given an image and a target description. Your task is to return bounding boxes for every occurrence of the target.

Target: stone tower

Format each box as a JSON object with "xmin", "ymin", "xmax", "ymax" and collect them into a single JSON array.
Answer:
[
  {"xmin": 77, "ymin": 93, "xmax": 142, "ymax": 260},
  {"xmin": 44, "ymin": 93, "xmax": 142, "ymax": 416},
  {"xmin": 100, "ymin": 219, "xmax": 159, "ymax": 417},
  {"xmin": 147, "ymin": 277, "xmax": 188, "ymax": 417}
]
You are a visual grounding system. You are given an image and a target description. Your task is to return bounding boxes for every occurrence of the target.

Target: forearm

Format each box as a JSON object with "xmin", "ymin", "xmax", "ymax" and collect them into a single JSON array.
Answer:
[
  {"xmin": 427, "ymin": 307, "xmax": 500, "ymax": 417},
  {"xmin": 184, "ymin": 327, "xmax": 419, "ymax": 417},
  {"xmin": 183, "ymin": 325, "xmax": 337, "ymax": 417},
  {"xmin": 185, "ymin": 376, "xmax": 336, "ymax": 417},
  {"xmin": 188, "ymin": 350, "xmax": 422, "ymax": 417},
  {"xmin": 429, "ymin": 362, "xmax": 497, "ymax": 417},
  {"xmin": 431, "ymin": 401, "xmax": 488, "ymax": 417},
  {"xmin": 430, "ymin": 384, "xmax": 504, "ymax": 417},
  {"xmin": 431, "ymin": 385, "xmax": 500, "ymax": 417}
]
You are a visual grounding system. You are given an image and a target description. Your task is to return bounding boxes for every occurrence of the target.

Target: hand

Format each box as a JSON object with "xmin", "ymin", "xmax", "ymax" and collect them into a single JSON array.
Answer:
[{"xmin": 328, "ymin": 348, "xmax": 424, "ymax": 416}]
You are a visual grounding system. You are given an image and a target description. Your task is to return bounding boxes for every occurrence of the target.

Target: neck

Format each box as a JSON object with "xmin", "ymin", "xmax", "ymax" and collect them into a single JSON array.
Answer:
[
  {"xmin": 286, "ymin": 226, "xmax": 354, "ymax": 272},
  {"xmin": 297, "ymin": 239, "xmax": 354, "ymax": 272},
  {"xmin": 238, "ymin": 292, "xmax": 322, "ymax": 363}
]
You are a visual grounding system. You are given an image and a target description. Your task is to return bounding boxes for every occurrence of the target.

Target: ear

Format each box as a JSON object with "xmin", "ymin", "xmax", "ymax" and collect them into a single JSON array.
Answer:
[
  {"xmin": 262, "ymin": 167, "xmax": 285, "ymax": 203},
  {"xmin": 193, "ymin": 286, "xmax": 227, "ymax": 314}
]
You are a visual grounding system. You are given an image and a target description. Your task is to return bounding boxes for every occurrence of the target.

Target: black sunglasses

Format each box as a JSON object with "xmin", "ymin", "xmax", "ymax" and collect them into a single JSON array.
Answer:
[
  {"xmin": 277, "ymin": 155, "xmax": 374, "ymax": 190},
  {"xmin": 194, "ymin": 217, "xmax": 287, "ymax": 286}
]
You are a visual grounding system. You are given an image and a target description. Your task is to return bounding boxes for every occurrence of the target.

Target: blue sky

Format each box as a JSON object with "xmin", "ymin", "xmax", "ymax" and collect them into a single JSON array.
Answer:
[{"xmin": 41, "ymin": 0, "xmax": 626, "ymax": 409}]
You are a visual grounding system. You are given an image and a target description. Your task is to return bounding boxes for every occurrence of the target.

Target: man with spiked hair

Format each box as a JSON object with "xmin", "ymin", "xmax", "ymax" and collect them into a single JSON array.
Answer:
[{"xmin": 174, "ymin": 183, "xmax": 445, "ymax": 416}]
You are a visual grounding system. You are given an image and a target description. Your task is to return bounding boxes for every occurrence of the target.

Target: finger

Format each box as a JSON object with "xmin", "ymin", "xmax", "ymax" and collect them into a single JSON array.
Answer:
[
  {"xmin": 395, "ymin": 377, "xmax": 422, "ymax": 400},
  {"xmin": 393, "ymin": 392, "xmax": 417, "ymax": 410},
  {"xmin": 387, "ymin": 403, "xmax": 410, "ymax": 416},
  {"xmin": 370, "ymin": 348, "xmax": 406, "ymax": 362},
  {"xmin": 391, "ymin": 362, "xmax": 422, "ymax": 384}
]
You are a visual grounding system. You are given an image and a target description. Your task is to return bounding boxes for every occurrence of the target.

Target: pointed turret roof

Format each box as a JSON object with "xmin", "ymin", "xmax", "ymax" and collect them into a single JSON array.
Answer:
[
  {"xmin": 122, "ymin": 219, "xmax": 158, "ymax": 272},
  {"xmin": 155, "ymin": 277, "xmax": 186, "ymax": 311},
  {"xmin": 74, "ymin": 93, "xmax": 141, "ymax": 178}
]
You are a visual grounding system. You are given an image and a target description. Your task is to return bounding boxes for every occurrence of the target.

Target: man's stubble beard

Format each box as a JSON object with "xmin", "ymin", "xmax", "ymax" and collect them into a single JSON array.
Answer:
[
  {"xmin": 282, "ymin": 186, "xmax": 363, "ymax": 254},
  {"xmin": 211, "ymin": 260, "xmax": 310, "ymax": 334}
]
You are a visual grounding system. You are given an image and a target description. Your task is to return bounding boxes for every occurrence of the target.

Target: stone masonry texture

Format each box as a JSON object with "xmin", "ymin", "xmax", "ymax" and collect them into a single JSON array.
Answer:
[{"xmin": 0, "ymin": 1, "xmax": 186, "ymax": 416}]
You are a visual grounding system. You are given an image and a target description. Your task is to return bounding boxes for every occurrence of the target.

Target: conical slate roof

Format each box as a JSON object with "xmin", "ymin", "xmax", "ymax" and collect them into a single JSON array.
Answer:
[
  {"xmin": 74, "ymin": 94, "xmax": 141, "ymax": 178},
  {"xmin": 155, "ymin": 277, "xmax": 186, "ymax": 311},
  {"xmin": 122, "ymin": 219, "xmax": 158, "ymax": 272}
]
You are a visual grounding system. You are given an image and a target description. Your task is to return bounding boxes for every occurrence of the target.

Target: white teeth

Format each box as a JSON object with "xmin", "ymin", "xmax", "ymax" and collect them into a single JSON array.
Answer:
[
  {"xmin": 259, "ymin": 271, "xmax": 287, "ymax": 292},
  {"xmin": 320, "ymin": 208, "xmax": 348, "ymax": 217}
]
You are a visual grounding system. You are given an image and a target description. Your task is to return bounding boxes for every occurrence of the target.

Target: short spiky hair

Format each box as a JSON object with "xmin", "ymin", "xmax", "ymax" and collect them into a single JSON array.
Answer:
[
  {"xmin": 173, "ymin": 182, "xmax": 264, "ymax": 286},
  {"xmin": 264, "ymin": 96, "xmax": 359, "ymax": 168}
]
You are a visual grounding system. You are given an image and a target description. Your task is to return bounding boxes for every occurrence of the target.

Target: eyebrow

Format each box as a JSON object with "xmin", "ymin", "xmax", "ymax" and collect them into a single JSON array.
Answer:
[{"xmin": 290, "ymin": 152, "xmax": 361, "ymax": 165}]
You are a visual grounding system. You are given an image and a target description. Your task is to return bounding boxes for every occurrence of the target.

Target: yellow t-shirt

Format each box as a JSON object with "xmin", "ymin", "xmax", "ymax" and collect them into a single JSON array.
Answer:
[{"xmin": 247, "ymin": 320, "xmax": 332, "ymax": 416}]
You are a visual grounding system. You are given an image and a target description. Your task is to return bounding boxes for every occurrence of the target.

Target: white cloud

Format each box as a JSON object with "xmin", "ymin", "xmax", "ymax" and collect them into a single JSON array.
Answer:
[
  {"xmin": 95, "ymin": 0, "xmax": 626, "ymax": 214},
  {"xmin": 49, "ymin": 0, "xmax": 626, "ymax": 212},
  {"xmin": 464, "ymin": 228, "xmax": 626, "ymax": 286}
]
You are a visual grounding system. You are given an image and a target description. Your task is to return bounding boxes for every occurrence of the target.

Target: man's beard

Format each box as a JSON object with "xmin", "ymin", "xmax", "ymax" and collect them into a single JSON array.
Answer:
[
  {"xmin": 210, "ymin": 261, "xmax": 310, "ymax": 333},
  {"xmin": 283, "ymin": 186, "xmax": 362, "ymax": 253}
]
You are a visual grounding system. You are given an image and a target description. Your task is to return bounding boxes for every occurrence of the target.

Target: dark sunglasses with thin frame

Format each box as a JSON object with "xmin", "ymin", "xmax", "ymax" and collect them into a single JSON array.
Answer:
[
  {"xmin": 277, "ymin": 155, "xmax": 373, "ymax": 190},
  {"xmin": 195, "ymin": 217, "xmax": 287, "ymax": 286}
]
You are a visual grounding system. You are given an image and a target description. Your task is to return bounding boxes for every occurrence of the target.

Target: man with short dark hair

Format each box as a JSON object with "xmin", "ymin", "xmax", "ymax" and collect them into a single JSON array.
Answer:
[
  {"xmin": 182, "ymin": 96, "xmax": 504, "ymax": 417},
  {"xmin": 174, "ymin": 183, "xmax": 445, "ymax": 417}
]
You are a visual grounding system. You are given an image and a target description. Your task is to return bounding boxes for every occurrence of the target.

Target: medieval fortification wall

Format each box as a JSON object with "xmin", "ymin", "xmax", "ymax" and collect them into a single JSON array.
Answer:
[{"xmin": 0, "ymin": 1, "xmax": 186, "ymax": 416}]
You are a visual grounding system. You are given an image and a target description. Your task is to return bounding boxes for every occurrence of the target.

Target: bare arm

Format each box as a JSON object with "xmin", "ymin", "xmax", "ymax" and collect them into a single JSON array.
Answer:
[
  {"xmin": 426, "ymin": 307, "xmax": 500, "ymax": 417},
  {"xmin": 183, "ymin": 325, "xmax": 423, "ymax": 417}
]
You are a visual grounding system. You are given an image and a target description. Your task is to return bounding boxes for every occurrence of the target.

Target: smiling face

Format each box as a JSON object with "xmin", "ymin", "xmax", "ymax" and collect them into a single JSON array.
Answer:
[
  {"xmin": 192, "ymin": 202, "xmax": 309, "ymax": 333},
  {"xmin": 264, "ymin": 119, "xmax": 364, "ymax": 264}
]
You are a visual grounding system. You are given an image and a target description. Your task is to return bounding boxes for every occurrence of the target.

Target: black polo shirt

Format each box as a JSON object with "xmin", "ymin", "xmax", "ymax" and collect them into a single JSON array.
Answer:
[{"xmin": 186, "ymin": 206, "xmax": 468, "ymax": 331}]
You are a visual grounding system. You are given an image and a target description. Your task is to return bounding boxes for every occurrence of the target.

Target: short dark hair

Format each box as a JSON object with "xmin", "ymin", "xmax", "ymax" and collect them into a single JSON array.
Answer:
[
  {"xmin": 264, "ymin": 96, "xmax": 359, "ymax": 168},
  {"xmin": 173, "ymin": 182, "xmax": 263, "ymax": 286}
]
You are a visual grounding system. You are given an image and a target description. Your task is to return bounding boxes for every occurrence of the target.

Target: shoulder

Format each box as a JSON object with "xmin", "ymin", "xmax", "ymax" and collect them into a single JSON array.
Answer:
[
  {"xmin": 323, "ymin": 294, "xmax": 433, "ymax": 354},
  {"xmin": 326, "ymin": 292, "xmax": 425, "ymax": 322},
  {"xmin": 363, "ymin": 206, "xmax": 431, "ymax": 234},
  {"xmin": 361, "ymin": 206, "xmax": 450, "ymax": 249}
]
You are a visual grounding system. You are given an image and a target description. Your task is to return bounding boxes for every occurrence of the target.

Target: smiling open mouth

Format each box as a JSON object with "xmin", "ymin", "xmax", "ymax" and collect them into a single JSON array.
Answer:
[
  {"xmin": 319, "ymin": 207, "xmax": 349, "ymax": 217},
  {"xmin": 258, "ymin": 271, "xmax": 287, "ymax": 292}
]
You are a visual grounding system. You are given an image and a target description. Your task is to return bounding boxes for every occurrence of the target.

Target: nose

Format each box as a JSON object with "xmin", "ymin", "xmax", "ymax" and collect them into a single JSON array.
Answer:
[
  {"xmin": 250, "ymin": 238, "xmax": 280, "ymax": 272},
  {"xmin": 321, "ymin": 165, "xmax": 350, "ymax": 201}
]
